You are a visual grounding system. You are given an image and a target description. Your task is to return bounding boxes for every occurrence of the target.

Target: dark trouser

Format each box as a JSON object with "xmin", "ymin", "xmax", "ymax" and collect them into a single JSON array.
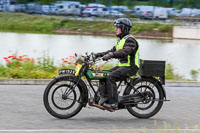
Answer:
[{"xmin": 106, "ymin": 66, "xmax": 138, "ymax": 104}]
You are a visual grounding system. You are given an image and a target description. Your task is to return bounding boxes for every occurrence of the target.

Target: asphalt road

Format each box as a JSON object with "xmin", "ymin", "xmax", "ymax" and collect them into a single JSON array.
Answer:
[{"xmin": 0, "ymin": 85, "xmax": 200, "ymax": 133}]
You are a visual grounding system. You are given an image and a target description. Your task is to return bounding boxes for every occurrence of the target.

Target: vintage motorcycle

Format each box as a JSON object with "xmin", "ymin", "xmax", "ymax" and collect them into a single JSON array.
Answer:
[{"xmin": 43, "ymin": 53, "xmax": 169, "ymax": 119}]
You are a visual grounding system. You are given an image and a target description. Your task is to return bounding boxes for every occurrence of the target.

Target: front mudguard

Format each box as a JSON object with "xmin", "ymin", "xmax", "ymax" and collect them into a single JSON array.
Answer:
[
  {"xmin": 54, "ymin": 74, "xmax": 88, "ymax": 107},
  {"xmin": 124, "ymin": 76, "xmax": 167, "ymax": 99}
]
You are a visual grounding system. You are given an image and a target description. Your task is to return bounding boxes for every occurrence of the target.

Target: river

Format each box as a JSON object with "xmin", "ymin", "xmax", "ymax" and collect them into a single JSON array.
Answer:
[{"xmin": 0, "ymin": 32, "xmax": 200, "ymax": 80}]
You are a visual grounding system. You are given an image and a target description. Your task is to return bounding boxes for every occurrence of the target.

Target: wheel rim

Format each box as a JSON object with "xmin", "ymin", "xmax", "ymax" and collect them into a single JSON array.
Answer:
[{"xmin": 52, "ymin": 84, "xmax": 77, "ymax": 110}]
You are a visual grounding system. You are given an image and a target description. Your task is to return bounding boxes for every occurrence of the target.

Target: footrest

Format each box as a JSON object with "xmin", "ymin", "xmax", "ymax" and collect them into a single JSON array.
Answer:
[{"xmin": 92, "ymin": 104, "xmax": 115, "ymax": 112}]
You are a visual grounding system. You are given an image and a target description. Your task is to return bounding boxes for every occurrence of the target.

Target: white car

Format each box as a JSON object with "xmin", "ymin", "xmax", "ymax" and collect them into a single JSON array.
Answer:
[
  {"xmin": 106, "ymin": 10, "xmax": 125, "ymax": 18},
  {"xmin": 154, "ymin": 8, "xmax": 168, "ymax": 19},
  {"xmin": 82, "ymin": 8, "xmax": 98, "ymax": 17}
]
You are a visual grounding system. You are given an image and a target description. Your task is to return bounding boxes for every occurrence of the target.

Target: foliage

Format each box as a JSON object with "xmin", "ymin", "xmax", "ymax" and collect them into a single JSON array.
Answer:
[
  {"xmin": 165, "ymin": 64, "xmax": 183, "ymax": 81},
  {"xmin": 0, "ymin": 55, "xmax": 58, "ymax": 79},
  {"xmin": 0, "ymin": 54, "xmax": 184, "ymax": 81},
  {"xmin": 17, "ymin": 0, "xmax": 57, "ymax": 5},
  {"xmin": 0, "ymin": 55, "xmax": 79, "ymax": 79},
  {"xmin": 190, "ymin": 69, "xmax": 199, "ymax": 81}
]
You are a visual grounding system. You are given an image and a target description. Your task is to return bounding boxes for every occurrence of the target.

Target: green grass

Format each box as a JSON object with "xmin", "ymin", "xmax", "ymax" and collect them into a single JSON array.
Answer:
[
  {"xmin": 0, "ymin": 13, "xmax": 62, "ymax": 34},
  {"xmin": 0, "ymin": 12, "xmax": 173, "ymax": 35},
  {"xmin": 62, "ymin": 19, "xmax": 173, "ymax": 34}
]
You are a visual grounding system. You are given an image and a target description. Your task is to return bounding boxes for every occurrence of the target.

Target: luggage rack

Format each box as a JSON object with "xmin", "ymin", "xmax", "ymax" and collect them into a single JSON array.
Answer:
[{"xmin": 138, "ymin": 59, "xmax": 166, "ymax": 85}]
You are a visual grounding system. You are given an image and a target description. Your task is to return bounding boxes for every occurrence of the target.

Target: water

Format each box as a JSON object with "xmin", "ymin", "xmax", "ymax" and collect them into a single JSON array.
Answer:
[{"xmin": 0, "ymin": 32, "xmax": 200, "ymax": 80}]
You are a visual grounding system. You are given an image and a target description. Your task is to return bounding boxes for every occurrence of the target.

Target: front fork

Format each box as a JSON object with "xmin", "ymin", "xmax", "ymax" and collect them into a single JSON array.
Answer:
[{"xmin": 63, "ymin": 75, "xmax": 82, "ymax": 98}]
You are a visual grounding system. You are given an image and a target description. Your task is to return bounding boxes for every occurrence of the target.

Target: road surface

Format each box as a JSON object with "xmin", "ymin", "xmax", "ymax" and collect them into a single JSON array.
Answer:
[{"xmin": 0, "ymin": 85, "xmax": 200, "ymax": 132}]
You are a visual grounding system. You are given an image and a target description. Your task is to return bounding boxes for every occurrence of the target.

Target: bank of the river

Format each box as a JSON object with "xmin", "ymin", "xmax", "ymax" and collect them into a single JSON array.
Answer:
[{"xmin": 0, "ymin": 12, "xmax": 173, "ymax": 39}]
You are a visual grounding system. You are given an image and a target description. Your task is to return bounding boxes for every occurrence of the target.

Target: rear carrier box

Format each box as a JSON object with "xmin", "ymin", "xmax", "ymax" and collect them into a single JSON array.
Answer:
[{"xmin": 138, "ymin": 59, "xmax": 166, "ymax": 84}]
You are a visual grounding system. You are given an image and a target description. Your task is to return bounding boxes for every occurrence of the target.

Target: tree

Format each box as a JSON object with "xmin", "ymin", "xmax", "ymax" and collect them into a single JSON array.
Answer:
[
  {"xmin": 181, "ymin": 0, "xmax": 200, "ymax": 8},
  {"xmin": 169, "ymin": 0, "xmax": 173, "ymax": 6},
  {"xmin": 34, "ymin": 0, "xmax": 56, "ymax": 5}
]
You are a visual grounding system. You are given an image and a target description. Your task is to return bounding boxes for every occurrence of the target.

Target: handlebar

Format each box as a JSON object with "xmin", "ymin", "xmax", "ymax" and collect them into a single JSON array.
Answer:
[{"xmin": 75, "ymin": 52, "xmax": 102, "ymax": 65}]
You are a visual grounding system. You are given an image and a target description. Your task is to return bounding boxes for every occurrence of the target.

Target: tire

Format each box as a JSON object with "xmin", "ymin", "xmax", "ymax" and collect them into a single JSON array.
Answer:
[
  {"xmin": 125, "ymin": 78, "xmax": 164, "ymax": 119},
  {"xmin": 43, "ymin": 78, "xmax": 83, "ymax": 119}
]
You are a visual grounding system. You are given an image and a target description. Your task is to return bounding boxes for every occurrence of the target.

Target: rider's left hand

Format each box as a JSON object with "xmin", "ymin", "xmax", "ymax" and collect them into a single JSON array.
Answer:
[
  {"xmin": 94, "ymin": 53, "xmax": 103, "ymax": 59},
  {"xmin": 102, "ymin": 52, "xmax": 114, "ymax": 61}
]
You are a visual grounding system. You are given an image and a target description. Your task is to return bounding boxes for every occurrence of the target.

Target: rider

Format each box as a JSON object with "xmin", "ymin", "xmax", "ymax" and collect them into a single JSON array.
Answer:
[{"xmin": 95, "ymin": 18, "xmax": 140, "ymax": 109}]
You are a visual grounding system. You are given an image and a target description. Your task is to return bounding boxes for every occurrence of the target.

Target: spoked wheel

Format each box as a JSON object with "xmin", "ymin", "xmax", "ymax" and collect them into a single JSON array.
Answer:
[
  {"xmin": 125, "ymin": 78, "xmax": 164, "ymax": 119},
  {"xmin": 51, "ymin": 84, "xmax": 77, "ymax": 110},
  {"xmin": 43, "ymin": 79, "xmax": 83, "ymax": 119}
]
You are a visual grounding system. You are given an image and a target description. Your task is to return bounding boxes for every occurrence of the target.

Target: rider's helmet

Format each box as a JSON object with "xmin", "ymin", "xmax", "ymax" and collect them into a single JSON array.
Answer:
[{"xmin": 114, "ymin": 18, "xmax": 132, "ymax": 34}]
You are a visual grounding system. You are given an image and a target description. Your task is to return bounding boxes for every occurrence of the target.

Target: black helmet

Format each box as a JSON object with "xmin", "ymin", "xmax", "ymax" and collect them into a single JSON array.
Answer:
[{"xmin": 114, "ymin": 18, "xmax": 132, "ymax": 34}]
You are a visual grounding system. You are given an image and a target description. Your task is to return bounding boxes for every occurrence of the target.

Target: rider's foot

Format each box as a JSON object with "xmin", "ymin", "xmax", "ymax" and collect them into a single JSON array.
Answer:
[
  {"xmin": 98, "ymin": 96, "xmax": 108, "ymax": 105},
  {"xmin": 103, "ymin": 102, "xmax": 118, "ymax": 109}
]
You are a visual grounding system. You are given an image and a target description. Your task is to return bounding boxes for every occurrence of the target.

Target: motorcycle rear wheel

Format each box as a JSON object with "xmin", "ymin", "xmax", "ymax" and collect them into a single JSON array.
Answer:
[{"xmin": 125, "ymin": 78, "xmax": 164, "ymax": 119}]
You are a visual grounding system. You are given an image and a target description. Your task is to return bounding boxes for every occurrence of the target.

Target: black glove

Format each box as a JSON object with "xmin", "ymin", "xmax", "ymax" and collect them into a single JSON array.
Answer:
[
  {"xmin": 102, "ymin": 52, "xmax": 114, "ymax": 61},
  {"xmin": 94, "ymin": 53, "xmax": 103, "ymax": 58}
]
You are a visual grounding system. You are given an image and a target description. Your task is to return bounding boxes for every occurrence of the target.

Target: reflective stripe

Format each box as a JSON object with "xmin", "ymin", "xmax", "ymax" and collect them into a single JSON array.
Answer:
[
  {"xmin": 135, "ymin": 49, "xmax": 140, "ymax": 67},
  {"xmin": 115, "ymin": 35, "xmax": 139, "ymax": 67}
]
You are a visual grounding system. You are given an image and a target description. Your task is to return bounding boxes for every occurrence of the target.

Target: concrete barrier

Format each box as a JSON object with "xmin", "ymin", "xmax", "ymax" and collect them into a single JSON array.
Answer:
[
  {"xmin": 173, "ymin": 26, "xmax": 200, "ymax": 40},
  {"xmin": 0, "ymin": 79, "xmax": 51, "ymax": 85},
  {"xmin": 0, "ymin": 79, "xmax": 200, "ymax": 87}
]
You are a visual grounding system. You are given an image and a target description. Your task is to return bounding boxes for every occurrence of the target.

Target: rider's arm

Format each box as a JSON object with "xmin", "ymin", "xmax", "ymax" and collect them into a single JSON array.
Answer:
[{"xmin": 113, "ymin": 37, "xmax": 138, "ymax": 58}]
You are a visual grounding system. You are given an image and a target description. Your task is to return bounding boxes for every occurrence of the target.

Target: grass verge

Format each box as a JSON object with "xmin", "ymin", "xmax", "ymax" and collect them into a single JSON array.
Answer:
[{"xmin": 0, "ymin": 12, "xmax": 173, "ymax": 37}]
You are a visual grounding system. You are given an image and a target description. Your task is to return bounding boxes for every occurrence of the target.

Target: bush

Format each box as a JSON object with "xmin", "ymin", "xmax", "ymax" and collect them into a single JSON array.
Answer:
[
  {"xmin": 0, "ymin": 54, "xmax": 185, "ymax": 80},
  {"xmin": 190, "ymin": 69, "xmax": 199, "ymax": 81},
  {"xmin": 165, "ymin": 64, "xmax": 183, "ymax": 80}
]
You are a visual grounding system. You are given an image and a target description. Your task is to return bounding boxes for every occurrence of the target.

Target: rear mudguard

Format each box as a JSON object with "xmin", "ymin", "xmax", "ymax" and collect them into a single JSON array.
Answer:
[
  {"xmin": 54, "ymin": 74, "xmax": 88, "ymax": 107},
  {"xmin": 124, "ymin": 76, "xmax": 167, "ymax": 99}
]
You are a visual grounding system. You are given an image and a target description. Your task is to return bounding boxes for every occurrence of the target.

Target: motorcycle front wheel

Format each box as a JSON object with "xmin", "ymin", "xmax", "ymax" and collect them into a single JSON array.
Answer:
[{"xmin": 43, "ymin": 78, "xmax": 83, "ymax": 119}]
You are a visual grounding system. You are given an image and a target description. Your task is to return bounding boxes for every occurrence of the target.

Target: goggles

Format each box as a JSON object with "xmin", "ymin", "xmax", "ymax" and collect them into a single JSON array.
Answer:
[{"xmin": 114, "ymin": 20, "xmax": 132, "ymax": 28}]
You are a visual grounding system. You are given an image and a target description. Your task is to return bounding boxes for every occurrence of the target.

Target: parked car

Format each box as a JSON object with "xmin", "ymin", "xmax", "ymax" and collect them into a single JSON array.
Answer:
[
  {"xmin": 26, "ymin": 3, "xmax": 42, "ymax": 14},
  {"xmin": 134, "ymin": 6, "xmax": 154, "ymax": 16},
  {"xmin": 166, "ymin": 8, "xmax": 176, "ymax": 16},
  {"xmin": 0, "ymin": 4, "xmax": 3, "ymax": 11},
  {"xmin": 110, "ymin": 6, "xmax": 128, "ymax": 12},
  {"xmin": 54, "ymin": 1, "xmax": 81, "ymax": 15},
  {"xmin": 178, "ymin": 8, "xmax": 200, "ymax": 17},
  {"xmin": 82, "ymin": 7, "xmax": 98, "ymax": 17},
  {"xmin": 191, "ymin": 9, "xmax": 200, "ymax": 17},
  {"xmin": 82, "ymin": 7, "xmax": 109, "ymax": 17},
  {"xmin": 140, "ymin": 8, "xmax": 168, "ymax": 20},
  {"xmin": 179, "ymin": 8, "xmax": 192, "ymax": 17},
  {"xmin": 49, "ymin": 4, "xmax": 58, "ymax": 14},
  {"xmin": 154, "ymin": 8, "xmax": 168, "ymax": 19},
  {"xmin": 15, "ymin": 4, "xmax": 26, "ymax": 12},
  {"xmin": 106, "ymin": 10, "xmax": 125, "ymax": 18},
  {"xmin": 42, "ymin": 5, "xmax": 50, "ymax": 14},
  {"xmin": 140, "ymin": 11, "xmax": 153, "ymax": 19}
]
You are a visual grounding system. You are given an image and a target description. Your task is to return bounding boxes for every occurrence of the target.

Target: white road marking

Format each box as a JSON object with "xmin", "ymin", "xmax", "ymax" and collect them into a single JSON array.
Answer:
[{"xmin": 0, "ymin": 129, "xmax": 199, "ymax": 132}]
